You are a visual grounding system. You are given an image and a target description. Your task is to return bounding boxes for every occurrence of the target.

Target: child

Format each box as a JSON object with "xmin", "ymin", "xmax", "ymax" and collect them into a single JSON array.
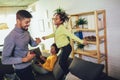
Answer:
[
  {"xmin": 32, "ymin": 43, "xmax": 60, "ymax": 74},
  {"xmin": 42, "ymin": 10, "xmax": 87, "ymax": 75}
]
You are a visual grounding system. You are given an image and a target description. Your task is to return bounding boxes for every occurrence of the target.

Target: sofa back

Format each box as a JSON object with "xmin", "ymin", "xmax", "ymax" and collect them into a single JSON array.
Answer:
[
  {"xmin": 53, "ymin": 55, "xmax": 64, "ymax": 80},
  {"xmin": 69, "ymin": 57, "xmax": 104, "ymax": 80}
]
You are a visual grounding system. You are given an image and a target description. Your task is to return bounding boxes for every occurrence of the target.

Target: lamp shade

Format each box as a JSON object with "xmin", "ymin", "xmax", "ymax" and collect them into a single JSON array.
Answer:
[{"xmin": 0, "ymin": 23, "xmax": 9, "ymax": 30}]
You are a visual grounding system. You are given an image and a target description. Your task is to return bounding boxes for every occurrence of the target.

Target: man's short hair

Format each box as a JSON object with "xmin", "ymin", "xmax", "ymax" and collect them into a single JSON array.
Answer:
[{"xmin": 16, "ymin": 10, "xmax": 32, "ymax": 20}]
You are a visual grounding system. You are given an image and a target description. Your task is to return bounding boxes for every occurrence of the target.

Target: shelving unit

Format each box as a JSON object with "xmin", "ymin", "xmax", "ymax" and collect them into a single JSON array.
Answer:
[{"xmin": 69, "ymin": 10, "xmax": 108, "ymax": 74}]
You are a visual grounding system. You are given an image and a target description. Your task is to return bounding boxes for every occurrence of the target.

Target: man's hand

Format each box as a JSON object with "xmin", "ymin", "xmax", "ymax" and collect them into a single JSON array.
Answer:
[
  {"xmin": 22, "ymin": 51, "xmax": 36, "ymax": 62},
  {"xmin": 35, "ymin": 38, "xmax": 41, "ymax": 44}
]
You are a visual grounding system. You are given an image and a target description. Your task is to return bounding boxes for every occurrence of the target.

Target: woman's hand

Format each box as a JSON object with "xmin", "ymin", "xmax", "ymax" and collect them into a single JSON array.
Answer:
[
  {"xmin": 42, "ymin": 36, "xmax": 46, "ymax": 40},
  {"xmin": 38, "ymin": 62, "xmax": 42, "ymax": 66},
  {"xmin": 40, "ymin": 56, "xmax": 46, "ymax": 61},
  {"xmin": 83, "ymin": 39, "xmax": 88, "ymax": 45}
]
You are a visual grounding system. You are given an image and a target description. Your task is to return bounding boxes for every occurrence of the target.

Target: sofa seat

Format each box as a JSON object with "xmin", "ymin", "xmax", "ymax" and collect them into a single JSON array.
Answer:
[
  {"xmin": 0, "ymin": 59, "xmax": 15, "ymax": 80},
  {"xmin": 35, "ymin": 56, "xmax": 106, "ymax": 80},
  {"xmin": 35, "ymin": 72, "xmax": 55, "ymax": 80},
  {"xmin": 35, "ymin": 55, "xmax": 65, "ymax": 80}
]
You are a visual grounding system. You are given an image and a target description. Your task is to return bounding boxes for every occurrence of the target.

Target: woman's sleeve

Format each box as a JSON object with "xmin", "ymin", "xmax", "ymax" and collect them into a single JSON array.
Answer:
[
  {"xmin": 64, "ymin": 27, "xmax": 84, "ymax": 44},
  {"xmin": 45, "ymin": 33, "xmax": 55, "ymax": 39}
]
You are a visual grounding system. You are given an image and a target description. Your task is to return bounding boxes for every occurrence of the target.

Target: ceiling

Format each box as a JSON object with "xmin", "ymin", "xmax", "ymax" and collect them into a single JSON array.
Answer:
[{"xmin": 0, "ymin": 0, "xmax": 38, "ymax": 7}]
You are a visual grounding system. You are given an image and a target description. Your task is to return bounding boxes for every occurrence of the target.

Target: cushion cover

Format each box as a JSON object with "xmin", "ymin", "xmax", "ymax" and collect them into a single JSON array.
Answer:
[
  {"xmin": 53, "ymin": 56, "xmax": 64, "ymax": 80},
  {"xmin": 65, "ymin": 72, "xmax": 81, "ymax": 80},
  {"xmin": 69, "ymin": 57, "xmax": 104, "ymax": 80}
]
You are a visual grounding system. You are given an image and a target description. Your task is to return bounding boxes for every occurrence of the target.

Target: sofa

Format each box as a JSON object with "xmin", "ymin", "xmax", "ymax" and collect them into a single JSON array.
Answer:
[
  {"xmin": 0, "ymin": 47, "xmax": 117, "ymax": 80},
  {"xmin": 0, "ymin": 59, "xmax": 16, "ymax": 80},
  {"xmin": 35, "ymin": 56, "xmax": 106, "ymax": 80}
]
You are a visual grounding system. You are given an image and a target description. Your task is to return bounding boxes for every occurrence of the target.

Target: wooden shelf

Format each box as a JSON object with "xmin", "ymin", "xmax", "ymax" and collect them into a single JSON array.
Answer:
[
  {"xmin": 72, "ymin": 28, "xmax": 95, "ymax": 32},
  {"xmin": 72, "ymin": 27, "xmax": 104, "ymax": 33},
  {"xmin": 70, "ymin": 10, "xmax": 108, "ymax": 74},
  {"xmin": 84, "ymin": 40, "xmax": 104, "ymax": 45},
  {"xmin": 70, "ymin": 10, "xmax": 105, "ymax": 16},
  {"xmin": 99, "ymin": 35, "xmax": 104, "ymax": 40},
  {"xmin": 74, "ymin": 49, "xmax": 97, "ymax": 58},
  {"xmin": 87, "ymin": 41, "xmax": 96, "ymax": 44},
  {"xmin": 98, "ymin": 27, "xmax": 104, "ymax": 31},
  {"xmin": 74, "ymin": 49, "xmax": 106, "ymax": 61},
  {"xmin": 70, "ymin": 11, "xmax": 95, "ymax": 16}
]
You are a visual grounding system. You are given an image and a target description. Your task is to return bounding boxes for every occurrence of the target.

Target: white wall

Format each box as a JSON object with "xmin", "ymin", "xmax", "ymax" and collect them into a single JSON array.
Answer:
[
  {"xmin": 0, "ymin": 7, "xmax": 27, "ymax": 45},
  {"xmin": 0, "ymin": 7, "xmax": 27, "ymax": 29},
  {"xmin": 35, "ymin": 0, "xmax": 120, "ymax": 79},
  {"xmin": 27, "ymin": 2, "xmax": 54, "ymax": 50}
]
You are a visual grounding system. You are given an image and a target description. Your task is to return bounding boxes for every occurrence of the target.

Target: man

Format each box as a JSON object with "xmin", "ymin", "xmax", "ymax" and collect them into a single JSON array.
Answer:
[{"xmin": 2, "ymin": 10, "xmax": 41, "ymax": 80}]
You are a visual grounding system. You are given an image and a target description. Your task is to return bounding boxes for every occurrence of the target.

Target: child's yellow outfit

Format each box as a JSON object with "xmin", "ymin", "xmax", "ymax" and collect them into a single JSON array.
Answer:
[
  {"xmin": 45, "ymin": 24, "xmax": 84, "ymax": 75},
  {"xmin": 32, "ymin": 54, "xmax": 57, "ymax": 74},
  {"xmin": 42, "ymin": 54, "xmax": 57, "ymax": 71}
]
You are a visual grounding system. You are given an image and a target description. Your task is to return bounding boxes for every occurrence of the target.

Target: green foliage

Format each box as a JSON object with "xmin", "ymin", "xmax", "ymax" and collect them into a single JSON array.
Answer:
[
  {"xmin": 54, "ymin": 7, "xmax": 65, "ymax": 14},
  {"xmin": 76, "ymin": 18, "xmax": 88, "ymax": 26},
  {"xmin": 77, "ymin": 43, "xmax": 85, "ymax": 49}
]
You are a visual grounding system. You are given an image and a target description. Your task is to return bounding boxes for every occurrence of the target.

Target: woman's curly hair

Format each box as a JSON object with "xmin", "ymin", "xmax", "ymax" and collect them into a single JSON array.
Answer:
[{"xmin": 54, "ymin": 8, "xmax": 69, "ymax": 23}]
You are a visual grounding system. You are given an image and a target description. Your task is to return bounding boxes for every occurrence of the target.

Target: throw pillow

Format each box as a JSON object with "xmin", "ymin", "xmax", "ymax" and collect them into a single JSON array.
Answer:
[
  {"xmin": 69, "ymin": 57, "xmax": 104, "ymax": 80},
  {"xmin": 65, "ymin": 72, "xmax": 82, "ymax": 80},
  {"xmin": 53, "ymin": 56, "xmax": 64, "ymax": 80}
]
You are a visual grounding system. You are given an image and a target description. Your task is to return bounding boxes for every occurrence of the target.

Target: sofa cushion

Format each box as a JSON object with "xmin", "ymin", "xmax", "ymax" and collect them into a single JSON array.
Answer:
[
  {"xmin": 35, "ymin": 72, "xmax": 55, "ymax": 80},
  {"xmin": 69, "ymin": 57, "xmax": 104, "ymax": 80},
  {"xmin": 65, "ymin": 72, "xmax": 81, "ymax": 80},
  {"xmin": 0, "ymin": 59, "xmax": 14, "ymax": 74},
  {"xmin": 0, "ymin": 65, "xmax": 14, "ymax": 74},
  {"xmin": 53, "ymin": 56, "xmax": 64, "ymax": 80}
]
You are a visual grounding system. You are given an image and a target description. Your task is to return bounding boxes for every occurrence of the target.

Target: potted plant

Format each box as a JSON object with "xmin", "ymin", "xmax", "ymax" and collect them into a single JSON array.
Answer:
[
  {"xmin": 74, "ymin": 18, "xmax": 87, "ymax": 50},
  {"xmin": 76, "ymin": 43, "xmax": 85, "ymax": 50},
  {"xmin": 54, "ymin": 7, "xmax": 65, "ymax": 13},
  {"xmin": 75, "ymin": 18, "xmax": 88, "ymax": 28}
]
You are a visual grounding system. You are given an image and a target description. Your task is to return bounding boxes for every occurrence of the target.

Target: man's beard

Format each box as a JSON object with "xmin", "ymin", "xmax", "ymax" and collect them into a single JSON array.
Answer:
[{"xmin": 21, "ymin": 27, "xmax": 28, "ymax": 31}]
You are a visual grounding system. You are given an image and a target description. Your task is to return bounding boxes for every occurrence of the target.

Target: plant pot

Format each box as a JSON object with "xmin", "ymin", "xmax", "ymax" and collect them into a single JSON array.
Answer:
[{"xmin": 79, "ymin": 25, "xmax": 84, "ymax": 28}]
